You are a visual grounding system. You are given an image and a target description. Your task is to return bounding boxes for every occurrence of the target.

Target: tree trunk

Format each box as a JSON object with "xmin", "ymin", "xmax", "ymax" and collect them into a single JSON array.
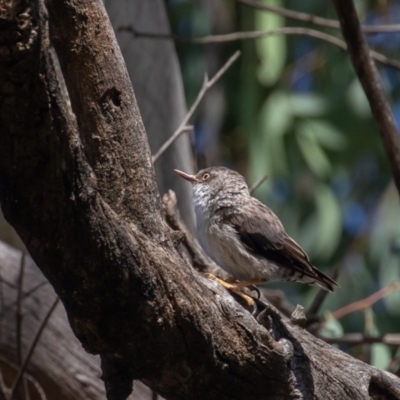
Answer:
[
  {"xmin": 0, "ymin": 240, "xmax": 154, "ymax": 400},
  {"xmin": 0, "ymin": 1, "xmax": 399, "ymax": 399},
  {"xmin": 105, "ymin": 0, "xmax": 196, "ymax": 232}
]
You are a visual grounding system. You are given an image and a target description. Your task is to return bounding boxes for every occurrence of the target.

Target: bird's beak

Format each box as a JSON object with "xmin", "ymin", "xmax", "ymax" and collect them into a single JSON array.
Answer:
[{"xmin": 174, "ymin": 169, "xmax": 200, "ymax": 183}]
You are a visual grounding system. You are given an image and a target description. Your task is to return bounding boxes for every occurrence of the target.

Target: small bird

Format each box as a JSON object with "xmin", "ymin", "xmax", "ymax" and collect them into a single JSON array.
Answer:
[{"xmin": 175, "ymin": 166, "xmax": 338, "ymax": 297}]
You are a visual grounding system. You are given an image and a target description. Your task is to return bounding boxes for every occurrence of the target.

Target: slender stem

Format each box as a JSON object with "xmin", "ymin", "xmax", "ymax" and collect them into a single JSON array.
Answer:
[
  {"xmin": 120, "ymin": 26, "xmax": 400, "ymax": 71},
  {"xmin": 320, "ymin": 333, "xmax": 400, "ymax": 346},
  {"xmin": 10, "ymin": 297, "xmax": 60, "ymax": 399},
  {"xmin": 332, "ymin": 0, "xmax": 400, "ymax": 197},
  {"xmin": 152, "ymin": 51, "xmax": 241, "ymax": 164},
  {"xmin": 237, "ymin": 0, "xmax": 400, "ymax": 34},
  {"xmin": 332, "ymin": 282, "xmax": 400, "ymax": 320},
  {"xmin": 16, "ymin": 253, "xmax": 25, "ymax": 366},
  {"xmin": 152, "ymin": 126, "xmax": 193, "ymax": 164},
  {"xmin": 249, "ymin": 175, "xmax": 268, "ymax": 194},
  {"xmin": 0, "ymin": 281, "xmax": 48, "ymax": 317},
  {"xmin": 16, "ymin": 253, "xmax": 26, "ymax": 400}
]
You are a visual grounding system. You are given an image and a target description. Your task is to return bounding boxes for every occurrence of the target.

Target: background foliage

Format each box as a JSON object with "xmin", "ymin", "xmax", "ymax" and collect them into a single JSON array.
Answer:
[{"xmin": 168, "ymin": 0, "xmax": 400, "ymax": 372}]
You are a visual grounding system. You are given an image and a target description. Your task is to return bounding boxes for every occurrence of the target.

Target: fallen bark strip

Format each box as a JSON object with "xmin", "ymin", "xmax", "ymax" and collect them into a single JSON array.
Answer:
[{"xmin": 1, "ymin": 1, "xmax": 400, "ymax": 399}]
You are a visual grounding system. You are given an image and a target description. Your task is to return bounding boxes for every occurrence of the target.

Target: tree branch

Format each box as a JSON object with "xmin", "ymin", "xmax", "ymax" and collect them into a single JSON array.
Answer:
[
  {"xmin": 321, "ymin": 333, "xmax": 400, "ymax": 346},
  {"xmin": 10, "ymin": 298, "xmax": 60, "ymax": 399},
  {"xmin": 1, "ymin": 1, "xmax": 400, "ymax": 400},
  {"xmin": 152, "ymin": 51, "xmax": 241, "ymax": 164},
  {"xmin": 237, "ymin": 0, "xmax": 400, "ymax": 34},
  {"xmin": 332, "ymin": 282, "xmax": 400, "ymax": 320},
  {"xmin": 119, "ymin": 26, "xmax": 400, "ymax": 71},
  {"xmin": 332, "ymin": 0, "xmax": 400, "ymax": 197}
]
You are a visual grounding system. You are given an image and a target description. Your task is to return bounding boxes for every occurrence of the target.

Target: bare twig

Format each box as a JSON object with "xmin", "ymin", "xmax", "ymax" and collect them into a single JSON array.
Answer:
[
  {"xmin": 249, "ymin": 175, "xmax": 268, "ymax": 194},
  {"xmin": 152, "ymin": 126, "xmax": 193, "ymax": 164},
  {"xmin": 320, "ymin": 333, "xmax": 400, "ymax": 346},
  {"xmin": 332, "ymin": 0, "xmax": 400, "ymax": 197},
  {"xmin": 152, "ymin": 51, "xmax": 241, "ymax": 164},
  {"xmin": 16, "ymin": 253, "xmax": 25, "ymax": 366},
  {"xmin": 0, "ymin": 281, "xmax": 48, "ymax": 317},
  {"xmin": 120, "ymin": 26, "xmax": 400, "ymax": 71},
  {"xmin": 237, "ymin": 0, "xmax": 400, "ymax": 34},
  {"xmin": 10, "ymin": 297, "xmax": 60, "ymax": 398},
  {"xmin": 332, "ymin": 282, "xmax": 400, "ymax": 320},
  {"xmin": 16, "ymin": 253, "xmax": 27, "ymax": 400},
  {"xmin": 307, "ymin": 262, "xmax": 341, "ymax": 317},
  {"xmin": 0, "ymin": 356, "xmax": 47, "ymax": 400},
  {"xmin": 0, "ymin": 369, "xmax": 8, "ymax": 400}
]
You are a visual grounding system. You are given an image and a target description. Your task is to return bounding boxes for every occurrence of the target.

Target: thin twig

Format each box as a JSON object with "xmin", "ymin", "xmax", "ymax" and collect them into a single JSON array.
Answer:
[
  {"xmin": 16, "ymin": 253, "xmax": 25, "ymax": 366},
  {"xmin": 16, "ymin": 253, "xmax": 27, "ymax": 400},
  {"xmin": 332, "ymin": 282, "xmax": 400, "ymax": 320},
  {"xmin": 28, "ymin": 376, "xmax": 47, "ymax": 400},
  {"xmin": 0, "ymin": 281, "xmax": 48, "ymax": 317},
  {"xmin": 0, "ymin": 369, "xmax": 8, "ymax": 400},
  {"xmin": 307, "ymin": 262, "xmax": 341, "ymax": 317},
  {"xmin": 152, "ymin": 126, "xmax": 193, "ymax": 164},
  {"xmin": 120, "ymin": 26, "xmax": 400, "ymax": 71},
  {"xmin": 10, "ymin": 297, "xmax": 60, "ymax": 399},
  {"xmin": 0, "ymin": 356, "xmax": 47, "ymax": 400},
  {"xmin": 237, "ymin": 0, "xmax": 400, "ymax": 34},
  {"xmin": 152, "ymin": 51, "xmax": 241, "ymax": 164},
  {"xmin": 249, "ymin": 175, "xmax": 268, "ymax": 194},
  {"xmin": 320, "ymin": 333, "xmax": 400, "ymax": 346},
  {"xmin": 332, "ymin": 0, "xmax": 400, "ymax": 196}
]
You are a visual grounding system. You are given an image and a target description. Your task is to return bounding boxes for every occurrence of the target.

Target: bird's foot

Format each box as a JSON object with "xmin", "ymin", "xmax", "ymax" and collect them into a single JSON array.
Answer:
[{"xmin": 204, "ymin": 273, "xmax": 255, "ymax": 307}]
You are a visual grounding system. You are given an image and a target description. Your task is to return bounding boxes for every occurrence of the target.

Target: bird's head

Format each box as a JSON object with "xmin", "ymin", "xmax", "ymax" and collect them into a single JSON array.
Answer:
[{"xmin": 174, "ymin": 166, "xmax": 249, "ymax": 207}]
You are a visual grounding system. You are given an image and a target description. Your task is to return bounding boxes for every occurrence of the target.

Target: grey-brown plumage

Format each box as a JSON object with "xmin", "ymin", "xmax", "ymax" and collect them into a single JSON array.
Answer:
[{"xmin": 175, "ymin": 166, "xmax": 338, "ymax": 292}]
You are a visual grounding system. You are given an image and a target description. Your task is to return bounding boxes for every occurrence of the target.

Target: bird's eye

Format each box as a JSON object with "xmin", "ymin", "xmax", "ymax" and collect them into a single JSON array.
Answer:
[{"xmin": 202, "ymin": 173, "xmax": 210, "ymax": 181}]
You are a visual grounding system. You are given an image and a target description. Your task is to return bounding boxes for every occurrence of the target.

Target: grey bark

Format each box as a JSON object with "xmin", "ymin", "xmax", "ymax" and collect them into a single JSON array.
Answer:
[
  {"xmin": 0, "ymin": 240, "xmax": 154, "ymax": 400},
  {"xmin": 0, "ymin": 1, "xmax": 400, "ymax": 400}
]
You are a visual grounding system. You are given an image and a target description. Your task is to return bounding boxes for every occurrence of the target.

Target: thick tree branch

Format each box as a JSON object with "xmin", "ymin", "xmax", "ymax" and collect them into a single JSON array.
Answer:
[
  {"xmin": 332, "ymin": 0, "xmax": 400, "ymax": 197},
  {"xmin": 1, "ymin": 1, "xmax": 400, "ymax": 400}
]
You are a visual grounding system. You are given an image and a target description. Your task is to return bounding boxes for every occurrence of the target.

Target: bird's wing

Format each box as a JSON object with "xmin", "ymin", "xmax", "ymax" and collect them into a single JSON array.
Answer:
[{"xmin": 227, "ymin": 200, "xmax": 338, "ymax": 291}]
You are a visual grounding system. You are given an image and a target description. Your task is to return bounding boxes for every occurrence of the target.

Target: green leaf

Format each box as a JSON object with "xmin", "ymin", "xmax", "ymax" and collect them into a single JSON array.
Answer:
[
  {"xmin": 346, "ymin": 78, "xmax": 371, "ymax": 117},
  {"xmin": 379, "ymin": 257, "xmax": 400, "ymax": 317},
  {"xmin": 314, "ymin": 184, "xmax": 342, "ymax": 259},
  {"xmin": 371, "ymin": 343, "xmax": 391, "ymax": 370},
  {"xmin": 298, "ymin": 120, "xmax": 347, "ymax": 150},
  {"xmin": 256, "ymin": 91, "xmax": 292, "ymax": 176},
  {"xmin": 290, "ymin": 93, "xmax": 328, "ymax": 117},
  {"xmin": 320, "ymin": 311, "xmax": 343, "ymax": 338},
  {"xmin": 296, "ymin": 127, "xmax": 332, "ymax": 178},
  {"xmin": 255, "ymin": 0, "xmax": 286, "ymax": 86}
]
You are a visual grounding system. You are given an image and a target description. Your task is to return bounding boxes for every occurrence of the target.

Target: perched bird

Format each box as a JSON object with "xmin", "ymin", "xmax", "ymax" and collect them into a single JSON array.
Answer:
[{"xmin": 175, "ymin": 166, "xmax": 338, "ymax": 296}]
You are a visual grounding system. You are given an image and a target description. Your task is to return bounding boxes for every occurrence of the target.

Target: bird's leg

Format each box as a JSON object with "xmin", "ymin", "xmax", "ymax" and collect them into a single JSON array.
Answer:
[{"xmin": 204, "ymin": 274, "xmax": 255, "ymax": 307}]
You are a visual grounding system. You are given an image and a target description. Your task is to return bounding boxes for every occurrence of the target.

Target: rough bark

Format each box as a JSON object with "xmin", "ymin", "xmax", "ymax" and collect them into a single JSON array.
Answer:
[
  {"xmin": 0, "ymin": 240, "xmax": 153, "ymax": 400},
  {"xmin": 105, "ymin": 0, "xmax": 196, "ymax": 232},
  {"xmin": 1, "ymin": 1, "xmax": 400, "ymax": 400}
]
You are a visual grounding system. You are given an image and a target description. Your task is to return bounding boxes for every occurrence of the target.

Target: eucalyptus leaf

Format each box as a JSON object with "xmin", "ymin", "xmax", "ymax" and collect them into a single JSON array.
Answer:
[
  {"xmin": 346, "ymin": 78, "xmax": 371, "ymax": 117},
  {"xmin": 379, "ymin": 256, "xmax": 400, "ymax": 316},
  {"xmin": 298, "ymin": 120, "xmax": 347, "ymax": 150},
  {"xmin": 255, "ymin": 0, "xmax": 286, "ymax": 86},
  {"xmin": 290, "ymin": 93, "xmax": 328, "ymax": 117},
  {"xmin": 314, "ymin": 184, "xmax": 342, "ymax": 259},
  {"xmin": 320, "ymin": 311, "xmax": 343, "ymax": 338},
  {"xmin": 296, "ymin": 128, "xmax": 331, "ymax": 178},
  {"xmin": 371, "ymin": 343, "xmax": 391, "ymax": 370}
]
